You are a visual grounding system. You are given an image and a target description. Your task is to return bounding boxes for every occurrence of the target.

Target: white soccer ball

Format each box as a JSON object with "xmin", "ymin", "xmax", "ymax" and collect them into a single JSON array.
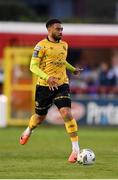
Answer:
[{"xmin": 77, "ymin": 148, "xmax": 95, "ymax": 165}]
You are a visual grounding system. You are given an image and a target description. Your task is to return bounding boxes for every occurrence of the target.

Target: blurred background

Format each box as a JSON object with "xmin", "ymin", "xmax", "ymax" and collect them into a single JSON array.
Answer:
[{"xmin": 0, "ymin": 0, "xmax": 118, "ymax": 127}]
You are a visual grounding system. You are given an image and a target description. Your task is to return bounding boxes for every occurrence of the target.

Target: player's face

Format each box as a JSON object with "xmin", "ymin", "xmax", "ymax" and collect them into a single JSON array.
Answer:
[{"xmin": 51, "ymin": 23, "xmax": 63, "ymax": 41}]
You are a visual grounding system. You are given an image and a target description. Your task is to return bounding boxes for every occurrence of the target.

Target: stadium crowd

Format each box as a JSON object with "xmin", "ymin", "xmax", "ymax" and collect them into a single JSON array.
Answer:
[{"xmin": 70, "ymin": 50, "xmax": 118, "ymax": 97}]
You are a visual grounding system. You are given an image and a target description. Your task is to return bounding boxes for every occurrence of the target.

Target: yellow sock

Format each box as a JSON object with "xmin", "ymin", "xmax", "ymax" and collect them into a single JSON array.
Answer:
[
  {"xmin": 64, "ymin": 118, "xmax": 78, "ymax": 134},
  {"xmin": 29, "ymin": 114, "xmax": 39, "ymax": 129},
  {"xmin": 65, "ymin": 119, "xmax": 80, "ymax": 152},
  {"xmin": 70, "ymin": 135, "xmax": 78, "ymax": 142}
]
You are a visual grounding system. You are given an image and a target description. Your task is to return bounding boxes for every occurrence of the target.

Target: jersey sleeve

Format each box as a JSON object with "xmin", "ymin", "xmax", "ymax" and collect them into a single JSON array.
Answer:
[
  {"xmin": 32, "ymin": 42, "xmax": 45, "ymax": 59},
  {"xmin": 65, "ymin": 42, "xmax": 75, "ymax": 73},
  {"xmin": 66, "ymin": 61, "xmax": 75, "ymax": 73},
  {"xmin": 30, "ymin": 42, "xmax": 49, "ymax": 81}
]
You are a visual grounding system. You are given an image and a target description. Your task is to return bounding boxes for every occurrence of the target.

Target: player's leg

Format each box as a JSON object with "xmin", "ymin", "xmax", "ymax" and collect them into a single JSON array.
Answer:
[
  {"xmin": 20, "ymin": 114, "xmax": 46, "ymax": 145},
  {"xmin": 54, "ymin": 84, "xmax": 80, "ymax": 163},
  {"xmin": 59, "ymin": 107, "xmax": 80, "ymax": 163},
  {"xmin": 19, "ymin": 85, "xmax": 52, "ymax": 145}
]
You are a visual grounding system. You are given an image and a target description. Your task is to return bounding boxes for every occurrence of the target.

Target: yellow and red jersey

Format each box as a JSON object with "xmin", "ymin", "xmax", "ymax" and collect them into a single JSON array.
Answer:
[{"xmin": 30, "ymin": 38, "xmax": 69, "ymax": 86}]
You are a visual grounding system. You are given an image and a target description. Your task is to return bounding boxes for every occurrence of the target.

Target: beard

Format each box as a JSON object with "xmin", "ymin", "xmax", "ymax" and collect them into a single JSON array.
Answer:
[{"xmin": 52, "ymin": 33, "xmax": 62, "ymax": 41}]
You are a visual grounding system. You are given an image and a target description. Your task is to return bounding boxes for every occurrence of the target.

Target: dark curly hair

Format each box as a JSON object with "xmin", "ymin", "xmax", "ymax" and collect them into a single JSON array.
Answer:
[{"xmin": 46, "ymin": 19, "xmax": 62, "ymax": 29}]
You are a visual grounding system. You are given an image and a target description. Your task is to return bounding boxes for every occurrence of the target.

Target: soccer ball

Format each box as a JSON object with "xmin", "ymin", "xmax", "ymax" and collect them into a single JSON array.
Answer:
[{"xmin": 77, "ymin": 149, "xmax": 95, "ymax": 165}]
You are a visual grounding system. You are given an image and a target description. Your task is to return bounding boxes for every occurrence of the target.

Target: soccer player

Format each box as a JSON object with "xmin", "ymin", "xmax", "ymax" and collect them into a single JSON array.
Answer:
[{"xmin": 19, "ymin": 19, "xmax": 83, "ymax": 163}]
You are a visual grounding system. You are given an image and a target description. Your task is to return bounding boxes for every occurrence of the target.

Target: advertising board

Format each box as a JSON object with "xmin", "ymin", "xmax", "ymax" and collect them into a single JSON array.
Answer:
[{"xmin": 46, "ymin": 98, "xmax": 118, "ymax": 125}]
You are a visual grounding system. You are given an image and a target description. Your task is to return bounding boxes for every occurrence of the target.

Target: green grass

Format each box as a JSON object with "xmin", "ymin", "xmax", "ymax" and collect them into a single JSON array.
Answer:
[{"xmin": 0, "ymin": 125, "xmax": 118, "ymax": 179}]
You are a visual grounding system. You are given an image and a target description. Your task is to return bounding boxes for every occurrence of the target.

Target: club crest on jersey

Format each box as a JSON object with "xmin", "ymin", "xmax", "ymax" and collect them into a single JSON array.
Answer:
[
  {"xmin": 50, "ymin": 47, "xmax": 54, "ymax": 50},
  {"xmin": 63, "ymin": 46, "xmax": 66, "ymax": 51}
]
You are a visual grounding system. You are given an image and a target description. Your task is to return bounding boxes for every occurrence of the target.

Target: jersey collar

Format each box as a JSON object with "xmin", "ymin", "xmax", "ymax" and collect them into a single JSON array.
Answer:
[{"xmin": 46, "ymin": 36, "xmax": 60, "ymax": 43}]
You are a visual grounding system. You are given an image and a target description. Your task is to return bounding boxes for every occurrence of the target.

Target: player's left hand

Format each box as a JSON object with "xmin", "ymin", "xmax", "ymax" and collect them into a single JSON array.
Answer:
[{"xmin": 73, "ymin": 67, "xmax": 84, "ymax": 75}]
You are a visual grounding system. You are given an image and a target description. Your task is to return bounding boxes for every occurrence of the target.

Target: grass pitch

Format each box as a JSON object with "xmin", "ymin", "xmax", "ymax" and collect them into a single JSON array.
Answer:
[{"xmin": 0, "ymin": 125, "xmax": 118, "ymax": 179}]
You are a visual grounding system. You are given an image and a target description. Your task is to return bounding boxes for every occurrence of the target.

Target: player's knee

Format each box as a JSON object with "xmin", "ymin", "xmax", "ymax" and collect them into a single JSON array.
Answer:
[
  {"xmin": 59, "ymin": 107, "xmax": 72, "ymax": 121},
  {"xmin": 37, "ymin": 114, "xmax": 45, "ymax": 124}
]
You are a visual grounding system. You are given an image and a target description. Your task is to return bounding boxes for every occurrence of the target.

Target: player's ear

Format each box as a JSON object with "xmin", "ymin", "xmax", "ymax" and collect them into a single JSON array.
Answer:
[{"xmin": 47, "ymin": 26, "xmax": 52, "ymax": 32}]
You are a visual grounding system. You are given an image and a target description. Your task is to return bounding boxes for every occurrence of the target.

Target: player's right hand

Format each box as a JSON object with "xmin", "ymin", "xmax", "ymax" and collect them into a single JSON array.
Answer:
[{"xmin": 47, "ymin": 77, "xmax": 58, "ymax": 91}]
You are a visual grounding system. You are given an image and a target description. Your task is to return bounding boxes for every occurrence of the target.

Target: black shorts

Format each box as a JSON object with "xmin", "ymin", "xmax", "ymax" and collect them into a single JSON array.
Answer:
[{"xmin": 35, "ymin": 83, "xmax": 71, "ymax": 115}]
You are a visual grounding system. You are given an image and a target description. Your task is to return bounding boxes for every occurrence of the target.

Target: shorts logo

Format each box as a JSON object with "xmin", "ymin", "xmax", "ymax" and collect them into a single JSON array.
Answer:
[{"xmin": 35, "ymin": 101, "xmax": 39, "ymax": 107}]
